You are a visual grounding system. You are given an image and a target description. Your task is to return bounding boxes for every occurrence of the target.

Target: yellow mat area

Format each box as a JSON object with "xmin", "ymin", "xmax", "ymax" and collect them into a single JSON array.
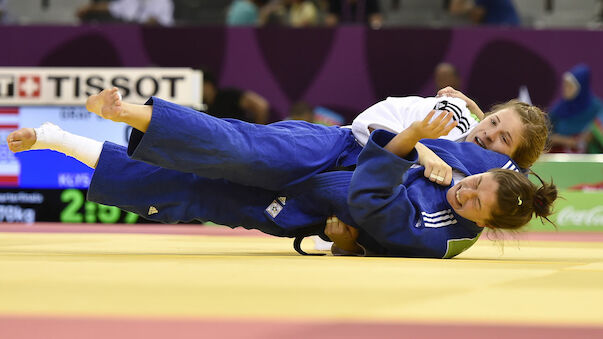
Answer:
[{"xmin": 1, "ymin": 231, "xmax": 602, "ymax": 326}]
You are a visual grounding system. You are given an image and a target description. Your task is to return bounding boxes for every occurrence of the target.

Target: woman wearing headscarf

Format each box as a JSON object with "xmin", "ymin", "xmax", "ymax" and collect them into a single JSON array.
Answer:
[{"xmin": 549, "ymin": 64, "xmax": 603, "ymax": 153}]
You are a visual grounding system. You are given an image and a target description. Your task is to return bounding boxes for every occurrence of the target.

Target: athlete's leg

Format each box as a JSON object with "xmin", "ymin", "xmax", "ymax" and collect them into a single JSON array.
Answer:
[
  {"xmin": 6, "ymin": 122, "xmax": 295, "ymax": 236},
  {"xmin": 87, "ymin": 89, "xmax": 360, "ymax": 190},
  {"xmin": 126, "ymin": 96, "xmax": 360, "ymax": 190},
  {"xmin": 6, "ymin": 123, "xmax": 103, "ymax": 168},
  {"xmin": 89, "ymin": 142, "xmax": 288, "ymax": 236},
  {"xmin": 86, "ymin": 87, "xmax": 152, "ymax": 133}
]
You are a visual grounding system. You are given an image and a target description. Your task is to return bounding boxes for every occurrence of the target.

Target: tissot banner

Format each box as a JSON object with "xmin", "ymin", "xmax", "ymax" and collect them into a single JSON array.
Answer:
[{"xmin": 0, "ymin": 67, "xmax": 202, "ymax": 108}]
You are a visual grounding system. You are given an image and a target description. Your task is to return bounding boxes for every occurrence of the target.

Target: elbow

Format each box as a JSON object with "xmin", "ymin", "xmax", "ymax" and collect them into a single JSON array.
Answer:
[{"xmin": 347, "ymin": 191, "xmax": 385, "ymax": 225}]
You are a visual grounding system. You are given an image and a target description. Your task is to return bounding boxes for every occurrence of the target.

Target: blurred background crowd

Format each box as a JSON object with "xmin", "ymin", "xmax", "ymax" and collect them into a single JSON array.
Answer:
[{"xmin": 0, "ymin": 0, "xmax": 601, "ymax": 29}]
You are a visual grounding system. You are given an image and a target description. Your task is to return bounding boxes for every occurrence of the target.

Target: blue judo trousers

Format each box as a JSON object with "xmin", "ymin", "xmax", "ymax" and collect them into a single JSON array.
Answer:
[
  {"xmin": 88, "ymin": 97, "xmax": 520, "ymax": 258},
  {"xmin": 89, "ymin": 97, "xmax": 363, "ymax": 237}
]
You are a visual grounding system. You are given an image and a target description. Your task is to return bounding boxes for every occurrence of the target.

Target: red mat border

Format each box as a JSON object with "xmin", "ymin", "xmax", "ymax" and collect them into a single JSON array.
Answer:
[{"xmin": 1, "ymin": 315, "xmax": 602, "ymax": 339}]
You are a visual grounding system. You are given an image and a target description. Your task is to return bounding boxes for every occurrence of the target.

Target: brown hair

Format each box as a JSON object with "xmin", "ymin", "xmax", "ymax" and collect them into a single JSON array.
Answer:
[
  {"xmin": 486, "ymin": 101, "xmax": 551, "ymax": 169},
  {"xmin": 486, "ymin": 168, "xmax": 558, "ymax": 230}
]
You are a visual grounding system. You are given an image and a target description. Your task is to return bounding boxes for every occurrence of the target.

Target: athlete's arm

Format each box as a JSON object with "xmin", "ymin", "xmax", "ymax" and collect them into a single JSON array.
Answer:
[
  {"xmin": 324, "ymin": 216, "xmax": 363, "ymax": 255},
  {"xmin": 384, "ymin": 111, "xmax": 456, "ymax": 157},
  {"xmin": 416, "ymin": 142, "xmax": 453, "ymax": 186},
  {"xmin": 347, "ymin": 113, "xmax": 457, "ymax": 253}
]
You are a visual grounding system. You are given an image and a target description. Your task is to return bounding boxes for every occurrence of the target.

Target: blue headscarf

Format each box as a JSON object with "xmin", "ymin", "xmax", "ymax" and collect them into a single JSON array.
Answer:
[{"xmin": 550, "ymin": 64, "xmax": 600, "ymax": 135}]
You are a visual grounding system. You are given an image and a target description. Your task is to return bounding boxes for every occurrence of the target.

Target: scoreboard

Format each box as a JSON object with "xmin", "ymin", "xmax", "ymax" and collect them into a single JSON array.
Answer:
[{"xmin": 0, "ymin": 105, "xmax": 142, "ymax": 223}]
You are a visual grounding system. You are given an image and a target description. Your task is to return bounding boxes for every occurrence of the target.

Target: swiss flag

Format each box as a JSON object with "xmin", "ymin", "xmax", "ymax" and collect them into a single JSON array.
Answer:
[{"xmin": 18, "ymin": 75, "xmax": 41, "ymax": 98}]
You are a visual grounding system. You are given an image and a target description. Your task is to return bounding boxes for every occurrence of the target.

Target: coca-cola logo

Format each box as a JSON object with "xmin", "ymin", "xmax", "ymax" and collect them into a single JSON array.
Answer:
[{"xmin": 556, "ymin": 206, "xmax": 603, "ymax": 227}]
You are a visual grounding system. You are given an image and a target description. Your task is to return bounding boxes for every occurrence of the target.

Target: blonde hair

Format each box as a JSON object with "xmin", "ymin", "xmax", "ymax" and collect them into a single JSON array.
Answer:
[{"xmin": 487, "ymin": 101, "xmax": 551, "ymax": 169}]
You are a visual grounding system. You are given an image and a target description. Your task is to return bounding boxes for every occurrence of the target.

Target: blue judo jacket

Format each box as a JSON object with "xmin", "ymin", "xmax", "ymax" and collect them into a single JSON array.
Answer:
[{"xmin": 268, "ymin": 130, "xmax": 519, "ymax": 258}]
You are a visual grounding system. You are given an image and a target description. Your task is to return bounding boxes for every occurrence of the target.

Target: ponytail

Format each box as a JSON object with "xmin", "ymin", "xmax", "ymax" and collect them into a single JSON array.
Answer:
[
  {"xmin": 486, "ymin": 169, "xmax": 558, "ymax": 230},
  {"xmin": 530, "ymin": 171, "xmax": 558, "ymax": 225}
]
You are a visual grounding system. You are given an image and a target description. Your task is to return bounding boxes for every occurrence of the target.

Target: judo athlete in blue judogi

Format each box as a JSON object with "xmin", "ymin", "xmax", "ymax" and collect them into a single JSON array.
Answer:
[
  {"xmin": 84, "ymin": 97, "xmax": 523, "ymax": 258},
  {"xmin": 8, "ymin": 92, "xmax": 556, "ymax": 258}
]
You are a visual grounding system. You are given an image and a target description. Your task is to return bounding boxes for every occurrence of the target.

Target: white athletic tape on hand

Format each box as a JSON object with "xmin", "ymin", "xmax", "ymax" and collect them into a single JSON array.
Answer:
[{"xmin": 430, "ymin": 174, "xmax": 445, "ymax": 182}]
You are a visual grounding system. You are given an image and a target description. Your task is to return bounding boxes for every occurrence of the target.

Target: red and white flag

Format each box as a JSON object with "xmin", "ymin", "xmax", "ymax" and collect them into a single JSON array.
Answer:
[{"xmin": 0, "ymin": 107, "xmax": 20, "ymax": 186}]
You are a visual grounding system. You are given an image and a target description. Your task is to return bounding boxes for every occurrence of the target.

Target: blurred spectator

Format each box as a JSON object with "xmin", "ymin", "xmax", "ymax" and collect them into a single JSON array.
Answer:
[
  {"xmin": 0, "ymin": 0, "xmax": 7, "ymax": 23},
  {"xmin": 324, "ymin": 0, "xmax": 382, "ymax": 29},
  {"xmin": 227, "ymin": 0, "xmax": 263, "ymax": 26},
  {"xmin": 0, "ymin": 0, "xmax": 15, "ymax": 24},
  {"xmin": 77, "ymin": 0, "xmax": 174, "ymax": 26},
  {"xmin": 202, "ymin": 71, "xmax": 270, "ymax": 124},
  {"xmin": 448, "ymin": 0, "xmax": 520, "ymax": 26},
  {"xmin": 549, "ymin": 64, "xmax": 603, "ymax": 153},
  {"xmin": 288, "ymin": 101, "xmax": 315, "ymax": 122},
  {"xmin": 260, "ymin": 0, "xmax": 319, "ymax": 27},
  {"xmin": 288, "ymin": 101, "xmax": 345, "ymax": 126},
  {"xmin": 288, "ymin": 0, "xmax": 319, "ymax": 27},
  {"xmin": 434, "ymin": 62, "xmax": 462, "ymax": 91}
]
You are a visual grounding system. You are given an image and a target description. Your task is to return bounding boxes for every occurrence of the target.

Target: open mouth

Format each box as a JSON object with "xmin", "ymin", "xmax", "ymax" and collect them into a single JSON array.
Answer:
[
  {"xmin": 474, "ymin": 136, "xmax": 486, "ymax": 149},
  {"xmin": 447, "ymin": 183, "xmax": 464, "ymax": 209}
]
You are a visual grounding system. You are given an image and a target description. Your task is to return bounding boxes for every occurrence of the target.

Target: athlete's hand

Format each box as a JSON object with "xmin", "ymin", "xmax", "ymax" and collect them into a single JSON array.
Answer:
[
  {"xmin": 410, "ymin": 110, "xmax": 457, "ymax": 140},
  {"xmin": 324, "ymin": 216, "xmax": 361, "ymax": 253},
  {"xmin": 416, "ymin": 142, "xmax": 453, "ymax": 186},
  {"xmin": 437, "ymin": 87, "xmax": 485, "ymax": 121}
]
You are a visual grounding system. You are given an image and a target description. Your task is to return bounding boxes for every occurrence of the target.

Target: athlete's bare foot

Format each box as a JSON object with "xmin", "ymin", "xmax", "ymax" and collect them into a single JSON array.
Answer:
[
  {"xmin": 6, "ymin": 128, "xmax": 37, "ymax": 153},
  {"xmin": 86, "ymin": 87, "xmax": 123, "ymax": 121}
]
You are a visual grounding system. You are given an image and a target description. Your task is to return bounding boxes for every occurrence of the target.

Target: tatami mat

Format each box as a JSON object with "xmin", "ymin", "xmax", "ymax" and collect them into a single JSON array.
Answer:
[{"xmin": 1, "ymin": 224, "xmax": 602, "ymax": 338}]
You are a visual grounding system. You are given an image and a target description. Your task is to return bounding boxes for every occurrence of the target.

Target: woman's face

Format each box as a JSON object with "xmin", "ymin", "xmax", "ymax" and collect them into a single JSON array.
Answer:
[
  {"xmin": 562, "ymin": 74, "xmax": 579, "ymax": 100},
  {"xmin": 446, "ymin": 172, "xmax": 499, "ymax": 227},
  {"xmin": 465, "ymin": 108, "xmax": 524, "ymax": 158}
]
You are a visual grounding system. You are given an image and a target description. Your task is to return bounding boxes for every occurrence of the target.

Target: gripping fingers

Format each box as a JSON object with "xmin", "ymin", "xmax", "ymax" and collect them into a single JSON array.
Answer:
[
  {"xmin": 428, "ymin": 171, "xmax": 444, "ymax": 184},
  {"xmin": 437, "ymin": 86, "xmax": 458, "ymax": 98},
  {"xmin": 325, "ymin": 216, "xmax": 340, "ymax": 233},
  {"xmin": 427, "ymin": 164, "xmax": 452, "ymax": 185},
  {"xmin": 443, "ymin": 169, "xmax": 453, "ymax": 186},
  {"xmin": 326, "ymin": 216, "xmax": 357, "ymax": 240},
  {"xmin": 331, "ymin": 216, "xmax": 343, "ymax": 234},
  {"xmin": 431, "ymin": 168, "xmax": 453, "ymax": 186},
  {"xmin": 324, "ymin": 216, "xmax": 333, "ymax": 234}
]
